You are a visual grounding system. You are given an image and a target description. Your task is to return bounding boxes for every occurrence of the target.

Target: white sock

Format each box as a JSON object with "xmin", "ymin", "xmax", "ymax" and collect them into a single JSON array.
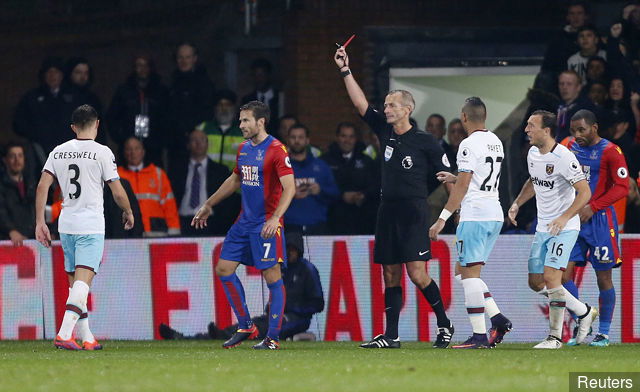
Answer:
[
  {"xmin": 547, "ymin": 287, "xmax": 566, "ymax": 339},
  {"xmin": 462, "ymin": 278, "xmax": 486, "ymax": 334},
  {"xmin": 563, "ymin": 288, "xmax": 588, "ymax": 318},
  {"xmin": 76, "ymin": 303, "xmax": 95, "ymax": 343},
  {"xmin": 478, "ymin": 280, "xmax": 500, "ymax": 318},
  {"xmin": 57, "ymin": 281, "xmax": 89, "ymax": 340}
]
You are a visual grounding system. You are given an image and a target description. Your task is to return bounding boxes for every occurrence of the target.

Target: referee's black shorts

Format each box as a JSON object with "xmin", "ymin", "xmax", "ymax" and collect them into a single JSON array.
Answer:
[{"xmin": 374, "ymin": 198, "xmax": 431, "ymax": 265}]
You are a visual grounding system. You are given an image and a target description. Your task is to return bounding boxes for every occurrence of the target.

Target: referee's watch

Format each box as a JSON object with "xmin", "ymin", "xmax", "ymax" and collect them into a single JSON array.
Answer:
[{"xmin": 340, "ymin": 68, "xmax": 351, "ymax": 77}]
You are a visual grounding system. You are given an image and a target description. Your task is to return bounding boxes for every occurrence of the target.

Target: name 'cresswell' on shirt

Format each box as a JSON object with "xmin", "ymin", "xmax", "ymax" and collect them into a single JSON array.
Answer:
[{"xmin": 52, "ymin": 151, "xmax": 98, "ymax": 160}]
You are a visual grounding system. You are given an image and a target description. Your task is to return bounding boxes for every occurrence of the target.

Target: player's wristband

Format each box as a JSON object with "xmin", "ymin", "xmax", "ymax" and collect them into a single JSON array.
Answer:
[
  {"xmin": 439, "ymin": 209, "xmax": 453, "ymax": 222},
  {"xmin": 340, "ymin": 68, "xmax": 351, "ymax": 77}
]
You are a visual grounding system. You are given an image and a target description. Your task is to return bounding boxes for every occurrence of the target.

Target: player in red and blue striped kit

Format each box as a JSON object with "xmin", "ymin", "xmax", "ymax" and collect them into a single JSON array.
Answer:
[
  {"xmin": 192, "ymin": 101, "xmax": 295, "ymax": 350},
  {"xmin": 562, "ymin": 110, "xmax": 629, "ymax": 347}
]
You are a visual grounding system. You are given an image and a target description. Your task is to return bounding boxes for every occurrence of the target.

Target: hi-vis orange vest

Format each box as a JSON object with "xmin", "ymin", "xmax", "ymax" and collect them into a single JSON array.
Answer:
[{"xmin": 118, "ymin": 164, "xmax": 180, "ymax": 235}]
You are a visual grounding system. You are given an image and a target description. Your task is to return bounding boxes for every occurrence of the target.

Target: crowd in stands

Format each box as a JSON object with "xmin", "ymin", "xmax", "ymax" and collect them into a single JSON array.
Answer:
[{"xmin": 2, "ymin": 2, "xmax": 640, "ymax": 244}]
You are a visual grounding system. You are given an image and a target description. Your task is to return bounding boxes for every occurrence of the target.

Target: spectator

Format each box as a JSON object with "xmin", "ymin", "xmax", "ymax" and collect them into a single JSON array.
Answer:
[
  {"xmin": 603, "ymin": 113, "xmax": 634, "ymax": 157},
  {"xmin": 567, "ymin": 25, "xmax": 606, "ymax": 83},
  {"xmin": 588, "ymin": 81, "xmax": 609, "ymax": 107},
  {"xmin": 65, "ymin": 57, "xmax": 107, "ymax": 145},
  {"xmin": 13, "ymin": 56, "xmax": 76, "ymax": 161},
  {"xmin": 117, "ymin": 137, "xmax": 180, "ymax": 237},
  {"xmin": 426, "ymin": 118, "xmax": 467, "ymax": 233},
  {"xmin": 0, "ymin": 142, "xmax": 35, "ymax": 246},
  {"xmin": 425, "ymin": 114, "xmax": 447, "ymax": 145},
  {"xmin": 277, "ymin": 114, "xmax": 298, "ymax": 143},
  {"xmin": 158, "ymin": 231, "xmax": 324, "ymax": 341},
  {"xmin": 196, "ymin": 89, "xmax": 244, "ymax": 172},
  {"xmin": 167, "ymin": 42, "xmax": 215, "ymax": 156},
  {"xmin": 556, "ymin": 70, "xmax": 596, "ymax": 141},
  {"xmin": 104, "ymin": 178, "xmax": 143, "ymax": 239},
  {"xmin": 242, "ymin": 58, "xmax": 280, "ymax": 136},
  {"xmin": 107, "ymin": 55, "xmax": 169, "ymax": 167},
  {"xmin": 585, "ymin": 57, "xmax": 609, "ymax": 85},
  {"xmin": 285, "ymin": 124, "xmax": 339, "ymax": 235},
  {"xmin": 605, "ymin": 77, "xmax": 636, "ymax": 130},
  {"xmin": 168, "ymin": 129, "xmax": 239, "ymax": 236},
  {"xmin": 445, "ymin": 118, "xmax": 467, "ymax": 173},
  {"xmin": 539, "ymin": 1, "xmax": 590, "ymax": 92},
  {"xmin": 322, "ymin": 122, "xmax": 379, "ymax": 234}
]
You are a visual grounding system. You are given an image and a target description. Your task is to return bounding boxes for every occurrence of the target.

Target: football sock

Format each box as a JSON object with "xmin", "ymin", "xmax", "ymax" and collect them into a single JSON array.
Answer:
[
  {"xmin": 384, "ymin": 287, "xmax": 403, "ymax": 340},
  {"xmin": 219, "ymin": 273, "xmax": 252, "ymax": 329},
  {"xmin": 58, "ymin": 281, "xmax": 89, "ymax": 340},
  {"xmin": 421, "ymin": 280, "xmax": 450, "ymax": 328},
  {"xmin": 76, "ymin": 302, "xmax": 95, "ymax": 343},
  {"xmin": 462, "ymin": 278, "xmax": 486, "ymax": 334},
  {"xmin": 562, "ymin": 280, "xmax": 580, "ymax": 320},
  {"xmin": 563, "ymin": 287, "xmax": 588, "ymax": 319},
  {"xmin": 478, "ymin": 279, "xmax": 500, "ymax": 319},
  {"xmin": 598, "ymin": 288, "xmax": 615, "ymax": 336},
  {"xmin": 266, "ymin": 279, "xmax": 286, "ymax": 341},
  {"xmin": 547, "ymin": 287, "xmax": 566, "ymax": 339}
]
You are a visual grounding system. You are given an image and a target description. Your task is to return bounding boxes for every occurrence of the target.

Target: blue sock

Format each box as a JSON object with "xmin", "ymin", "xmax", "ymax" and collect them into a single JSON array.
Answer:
[
  {"xmin": 563, "ymin": 280, "xmax": 580, "ymax": 320},
  {"xmin": 598, "ymin": 288, "xmax": 615, "ymax": 336},
  {"xmin": 266, "ymin": 279, "xmax": 286, "ymax": 341},
  {"xmin": 219, "ymin": 273, "xmax": 252, "ymax": 329}
]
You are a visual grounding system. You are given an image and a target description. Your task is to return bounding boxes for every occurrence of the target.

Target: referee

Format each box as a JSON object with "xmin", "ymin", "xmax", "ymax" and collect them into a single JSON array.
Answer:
[{"xmin": 335, "ymin": 46, "xmax": 455, "ymax": 348}]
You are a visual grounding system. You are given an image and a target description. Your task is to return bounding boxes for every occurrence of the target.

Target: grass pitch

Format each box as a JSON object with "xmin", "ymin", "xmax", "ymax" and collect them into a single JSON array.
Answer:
[{"xmin": 1, "ymin": 340, "xmax": 638, "ymax": 392}]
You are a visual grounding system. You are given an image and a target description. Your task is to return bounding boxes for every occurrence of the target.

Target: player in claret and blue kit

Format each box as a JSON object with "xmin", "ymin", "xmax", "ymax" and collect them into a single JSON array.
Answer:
[
  {"xmin": 562, "ymin": 110, "xmax": 629, "ymax": 347},
  {"xmin": 509, "ymin": 110, "xmax": 597, "ymax": 349},
  {"xmin": 192, "ymin": 100, "xmax": 295, "ymax": 350}
]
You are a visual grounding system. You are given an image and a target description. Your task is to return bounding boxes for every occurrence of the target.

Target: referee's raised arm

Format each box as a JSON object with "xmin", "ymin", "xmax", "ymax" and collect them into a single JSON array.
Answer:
[{"xmin": 334, "ymin": 47, "xmax": 368, "ymax": 117}]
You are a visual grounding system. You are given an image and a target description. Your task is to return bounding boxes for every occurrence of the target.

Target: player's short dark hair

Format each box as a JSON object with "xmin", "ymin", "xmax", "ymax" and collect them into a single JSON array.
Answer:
[
  {"xmin": 571, "ymin": 109, "xmax": 598, "ymax": 126},
  {"xmin": 578, "ymin": 24, "xmax": 599, "ymax": 37},
  {"xmin": 239, "ymin": 100, "xmax": 270, "ymax": 126},
  {"xmin": 71, "ymin": 104, "xmax": 98, "ymax": 129},
  {"xmin": 2, "ymin": 141, "xmax": 25, "ymax": 158},
  {"xmin": 462, "ymin": 97, "xmax": 487, "ymax": 122},
  {"xmin": 335, "ymin": 121, "xmax": 360, "ymax": 137},
  {"xmin": 289, "ymin": 123, "xmax": 310, "ymax": 137},
  {"xmin": 532, "ymin": 110, "xmax": 558, "ymax": 137},
  {"xmin": 387, "ymin": 90, "xmax": 415, "ymax": 113}
]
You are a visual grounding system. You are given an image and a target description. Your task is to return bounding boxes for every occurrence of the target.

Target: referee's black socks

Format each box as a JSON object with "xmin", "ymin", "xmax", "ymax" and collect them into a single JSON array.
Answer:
[
  {"xmin": 384, "ymin": 287, "xmax": 403, "ymax": 340},
  {"xmin": 421, "ymin": 280, "xmax": 450, "ymax": 328}
]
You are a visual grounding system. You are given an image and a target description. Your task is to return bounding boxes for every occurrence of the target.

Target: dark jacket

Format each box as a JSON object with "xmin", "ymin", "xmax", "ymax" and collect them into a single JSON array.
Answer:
[
  {"xmin": 0, "ymin": 171, "xmax": 36, "ymax": 239},
  {"xmin": 168, "ymin": 157, "xmax": 240, "ymax": 236},
  {"xmin": 541, "ymin": 27, "xmax": 579, "ymax": 74},
  {"xmin": 13, "ymin": 84, "xmax": 77, "ymax": 155},
  {"xmin": 103, "ymin": 178, "xmax": 144, "ymax": 239},
  {"xmin": 321, "ymin": 142, "xmax": 379, "ymax": 234},
  {"xmin": 168, "ymin": 66, "xmax": 215, "ymax": 145},
  {"xmin": 107, "ymin": 73, "xmax": 170, "ymax": 166},
  {"xmin": 283, "ymin": 257, "xmax": 324, "ymax": 318}
]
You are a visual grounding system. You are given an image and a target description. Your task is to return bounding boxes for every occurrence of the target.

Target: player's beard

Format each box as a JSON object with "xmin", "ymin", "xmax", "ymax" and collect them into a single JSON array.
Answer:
[{"xmin": 242, "ymin": 127, "xmax": 258, "ymax": 140}]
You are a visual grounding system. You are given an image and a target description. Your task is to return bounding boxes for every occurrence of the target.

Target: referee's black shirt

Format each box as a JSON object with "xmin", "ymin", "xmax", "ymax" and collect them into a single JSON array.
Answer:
[{"xmin": 362, "ymin": 106, "xmax": 451, "ymax": 201}]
